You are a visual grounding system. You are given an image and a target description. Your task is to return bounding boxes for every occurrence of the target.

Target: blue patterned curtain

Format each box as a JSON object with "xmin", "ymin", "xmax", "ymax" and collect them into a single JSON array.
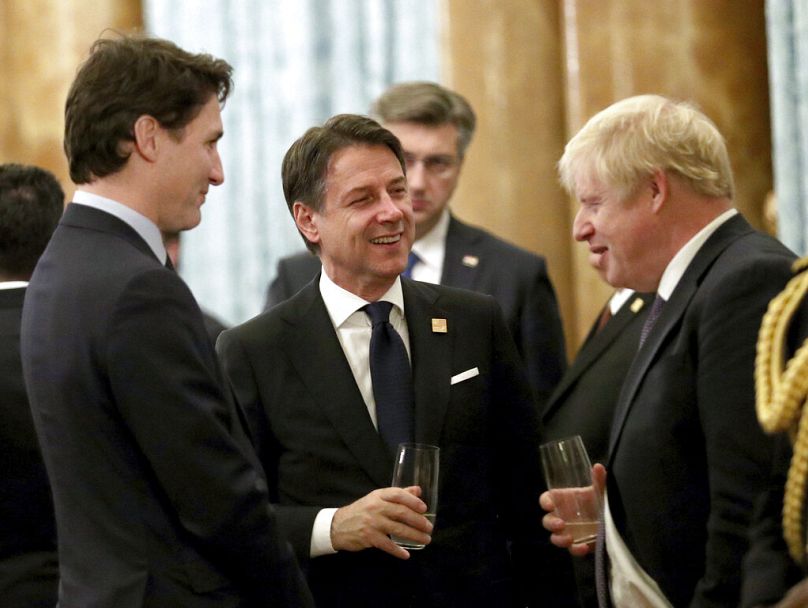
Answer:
[
  {"xmin": 144, "ymin": 0, "xmax": 439, "ymax": 324},
  {"xmin": 767, "ymin": 0, "xmax": 808, "ymax": 255}
]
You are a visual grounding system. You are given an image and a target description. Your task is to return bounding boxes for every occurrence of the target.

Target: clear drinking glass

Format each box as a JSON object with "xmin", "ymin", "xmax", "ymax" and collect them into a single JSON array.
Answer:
[
  {"xmin": 540, "ymin": 435, "xmax": 601, "ymax": 545},
  {"xmin": 390, "ymin": 442, "xmax": 439, "ymax": 549}
]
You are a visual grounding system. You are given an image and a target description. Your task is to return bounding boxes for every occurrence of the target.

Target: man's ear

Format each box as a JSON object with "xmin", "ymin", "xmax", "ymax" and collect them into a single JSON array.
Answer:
[
  {"xmin": 649, "ymin": 169, "xmax": 670, "ymax": 213},
  {"xmin": 293, "ymin": 202, "xmax": 320, "ymax": 246},
  {"xmin": 132, "ymin": 115, "xmax": 161, "ymax": 162}
]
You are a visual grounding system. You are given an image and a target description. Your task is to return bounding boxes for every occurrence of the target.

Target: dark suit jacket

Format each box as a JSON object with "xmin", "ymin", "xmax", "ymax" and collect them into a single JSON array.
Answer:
[
  {"xmin": 0, "ymin": 286, "xmax": 58, "ymax": 607},
  {"xmin": 264, "ymin": 215, "xmax": 567, "ymax": 406},
  {"xmin": 536, "ymin": 292, "xmax": 653, "ymax": 608},
  {"xmin": 21, "ymin": 204, "xmax": 312, "ymax": 608},
  {"xmin": 219, "ymin": 277, "xmax": 546, "ymax": 608},
  {"xmin": 605, "ymin": 214, "xmax": 795, "ymax": 607}
]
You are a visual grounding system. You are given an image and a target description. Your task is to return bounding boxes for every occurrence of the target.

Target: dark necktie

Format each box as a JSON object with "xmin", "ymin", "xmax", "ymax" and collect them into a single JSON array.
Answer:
[
  {"xmin": 596, "ymin": 303, "xmax": 613, "ymax": 334},
  {"xmin": 638, "ymin": 294, "xmax": 666, "ymax": 348},
  {"xmin": 165, "ymin": 256, "xmax": 175, "ymax": 271},
  {"xmin": 363, "ymin": 301, "xmax": 415, "ymax": 452},
  {"xmin": 402, "ymin": 251, "xmax": 420, "ymax": 278}
]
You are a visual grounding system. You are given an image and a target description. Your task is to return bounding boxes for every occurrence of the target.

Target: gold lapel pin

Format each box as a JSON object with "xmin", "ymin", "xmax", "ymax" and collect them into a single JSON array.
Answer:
[
  {"xmin": 462, "ymin": 255, "xmax": 479, "ymax": 268},
  {"xmin": 630, "ymin": 297, "xmax": 645, "ymax": 313},
  {"xmin": 432, "ymin": 318, "xmax": 448, "ymax": 333}
]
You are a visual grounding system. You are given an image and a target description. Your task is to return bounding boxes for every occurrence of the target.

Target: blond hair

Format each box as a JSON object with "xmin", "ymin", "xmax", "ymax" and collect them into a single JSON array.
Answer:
[{"xmin": 558, "ymin": 95, "xmax": 734, "ymax": 200}]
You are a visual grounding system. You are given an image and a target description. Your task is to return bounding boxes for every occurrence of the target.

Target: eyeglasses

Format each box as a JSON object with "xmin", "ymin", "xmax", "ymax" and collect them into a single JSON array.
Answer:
[{"xmin": 403, "ymin": 152, "xmax": 458, "ymax": 177}]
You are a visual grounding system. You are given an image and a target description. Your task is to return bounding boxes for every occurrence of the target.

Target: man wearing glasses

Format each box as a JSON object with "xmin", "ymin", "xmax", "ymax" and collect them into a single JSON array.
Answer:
[{"xmin": 265, "ymin": 82, "xmax": 566, "ymax": 406}]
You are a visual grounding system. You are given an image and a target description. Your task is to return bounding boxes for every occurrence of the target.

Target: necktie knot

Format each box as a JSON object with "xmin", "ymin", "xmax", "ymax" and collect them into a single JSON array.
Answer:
[{"xmin": 363, "ymin": 301, "xmax": 394, "ymax": 326}]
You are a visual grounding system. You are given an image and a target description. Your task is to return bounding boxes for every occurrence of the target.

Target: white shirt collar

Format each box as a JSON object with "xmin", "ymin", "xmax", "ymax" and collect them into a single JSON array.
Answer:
[
  {"xmin": 609, "ymin": 288, "xmax": 635, "ymax": 315},
  {"xmin": 656, "ymin": 208, "xmax": 737, "ymax": 300},
  {"xmin": 411, "ymin": 207, "xmax": 451, "ymax": 272},
  {"xmin": 0, "ymin": 281, "xmax": 28, "ymax": 290},
  {"xmin": 318, "ymin": 270, "xmax": 405, "ymax": 328},
  {"xmin": 72, "ymin": 190, "xmax": 168, "ymax": 264}
]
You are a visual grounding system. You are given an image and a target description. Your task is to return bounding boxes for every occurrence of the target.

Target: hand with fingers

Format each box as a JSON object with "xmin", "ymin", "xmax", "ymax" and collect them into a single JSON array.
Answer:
[
  {"xmin": 539, "ymin": 463, "xmax": 607, "ymax": 557},
  {"xmin": 331, "ymin": 486, "xmax": 433, "ymax": 559}
]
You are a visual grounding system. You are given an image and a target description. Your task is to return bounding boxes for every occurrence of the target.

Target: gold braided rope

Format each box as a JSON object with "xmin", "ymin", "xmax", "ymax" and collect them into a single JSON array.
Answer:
[{"xmin": 755, "ymin": 257, "xmax": 808, "ymax": 564}]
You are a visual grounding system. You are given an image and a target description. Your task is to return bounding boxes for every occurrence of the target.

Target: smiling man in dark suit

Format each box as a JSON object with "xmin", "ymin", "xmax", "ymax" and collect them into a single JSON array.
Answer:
[
  {"xmin": 0, "ymin": 163, "xmax": 63, "ymax": 608},
  {"xmin": 218, "ymin": 114, "xmax": 545, "ymax": 607},
  {"xmin": 20, "ymin": 35, "xmax": 311, "ymax": 607},
  {"xmin": 540, "ymin": 95, "xmax": 795, "ymax": 607},
  {"xmin": 264, "ymin": 82, "xmax": 566, "ymax": 406}
]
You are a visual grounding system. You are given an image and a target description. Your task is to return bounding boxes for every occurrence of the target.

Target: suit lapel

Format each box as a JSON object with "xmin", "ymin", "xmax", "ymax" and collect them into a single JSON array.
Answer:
[
  {"xmin": 281, "ymin": 283, "xmax": 393, "ymax": 488},
  {"xmin": 542, "ymin": 293, "xmax": 650, "ymax": 421},
  {"xmin": 607, "ymin": 215, "xmax": 754, "ymax": 459},
  {"xmin": 403, "ymin": 279, "xmax": 452, "ymax": 447},
  {"xmin": 441, "ymin": 216, "xmax": 482, "ymax": 290}
]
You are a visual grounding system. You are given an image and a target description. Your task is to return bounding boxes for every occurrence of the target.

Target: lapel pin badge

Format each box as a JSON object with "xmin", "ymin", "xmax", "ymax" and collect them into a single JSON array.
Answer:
[
  {"xmin": 630, "ymin": 297, "xmax": 645, "ymax": 313},
  {"xmin": 461, "ymin": 255, "xmax": 479, "ymax": 268},
  {"xmin": 431, "ymin": 318, "xmax": 448, "ymax": 333}
]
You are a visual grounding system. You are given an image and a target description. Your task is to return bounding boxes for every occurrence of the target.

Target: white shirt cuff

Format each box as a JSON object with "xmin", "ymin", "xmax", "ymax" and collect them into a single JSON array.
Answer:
[{"xmin": 310, "ymin": 508, "xmax": 339, "ymax": 557}]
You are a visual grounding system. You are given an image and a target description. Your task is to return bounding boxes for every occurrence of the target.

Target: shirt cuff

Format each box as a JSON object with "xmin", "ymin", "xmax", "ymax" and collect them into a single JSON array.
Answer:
[{"xmin": 310, "ymin": 507, "xmax": 339, "ymax": 557}]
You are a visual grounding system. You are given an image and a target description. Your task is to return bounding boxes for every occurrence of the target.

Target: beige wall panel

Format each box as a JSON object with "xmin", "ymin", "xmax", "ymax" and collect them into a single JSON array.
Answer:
[
  {"xmin": 561, "ymin": 0, "xmax": 771, "ymax": 342},
  {"xmin": 0, "ymin": 0, "xmax": 142, "ymax": 196},
  {"xmin": 442, "ymin": 0, "xmax": 578, "ymax": 351}
]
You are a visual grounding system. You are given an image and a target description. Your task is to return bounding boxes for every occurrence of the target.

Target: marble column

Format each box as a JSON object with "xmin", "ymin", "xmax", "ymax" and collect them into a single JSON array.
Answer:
[{"xmin": 0, "ymin": 0, "xmax": 142, "ymax": 195}]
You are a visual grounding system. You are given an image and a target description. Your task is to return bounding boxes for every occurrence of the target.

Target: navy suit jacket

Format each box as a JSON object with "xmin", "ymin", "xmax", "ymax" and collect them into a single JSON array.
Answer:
[
  {"xmin": 264, "ymin": 215, "xmax": 567, "ymax": 406},
  {"xmin": 219, "ymin": 277, "xmax": 546, "ymax": 607},
  {"xmin": 605, "ymin": 214, "xmax": 795, "ymax": 607},
  {"xmin": 21, "ymin": 204, "xmax": 311, "ymax": 608},
  {"xmin": 0, "ymin": 286, "xmax": 58, "ymax": 607}
]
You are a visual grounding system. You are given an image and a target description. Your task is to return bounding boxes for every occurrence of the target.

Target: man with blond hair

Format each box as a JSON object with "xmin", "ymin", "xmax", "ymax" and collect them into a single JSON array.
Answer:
[{"xmin": 541, "ymin": 95, "xmax": 794, "ymax": 607}]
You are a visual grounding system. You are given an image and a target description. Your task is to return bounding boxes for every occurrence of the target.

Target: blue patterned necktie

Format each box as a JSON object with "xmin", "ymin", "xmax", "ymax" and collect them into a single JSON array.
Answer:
[
  {"xmin": 638, "ymin": 294, "xmax": 666, "ymax": 348},
  {"xmin": 363, "ymin": 301, "xmax": 415, "ymax": 452},
  {"xmin": 402, "ymin": 251, "xmax": 420, "ymax": 278}
]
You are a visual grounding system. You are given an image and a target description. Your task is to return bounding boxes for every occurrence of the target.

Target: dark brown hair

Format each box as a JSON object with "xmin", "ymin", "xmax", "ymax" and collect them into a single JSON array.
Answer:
[
  {"xmin": 371, "ymin": 81, "xmax": 476, "ymax": 157},
  {"xmin": 0, "ymin": 163, "xmax": 64, "ymax": 277},
  {"xmin": 64, "ymin": 33, "xmax": 233, "ymax": 184},
  {"xmin": 281, "ymin": 114, "xmax": 405, "ymax": 252}
]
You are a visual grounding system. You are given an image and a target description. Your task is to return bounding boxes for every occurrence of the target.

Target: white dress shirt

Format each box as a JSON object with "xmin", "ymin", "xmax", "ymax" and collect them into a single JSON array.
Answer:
[
  {"xmin": 606, "ymin": 207, "xmax": 737, "ymax": 607},
  {"xmin": 409, "ymin": 208, "xmax": 451, "ymax": 284},
  {"xmin": 309, "ymin": 271, "xmax": 412, "ymax": 558}
]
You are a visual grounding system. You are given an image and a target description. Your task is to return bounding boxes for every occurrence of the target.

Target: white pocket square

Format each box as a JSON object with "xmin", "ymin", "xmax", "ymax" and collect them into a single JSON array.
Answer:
[{"xmin": 451, "ymin": 367, "xmax": 479, "ymax": 385}]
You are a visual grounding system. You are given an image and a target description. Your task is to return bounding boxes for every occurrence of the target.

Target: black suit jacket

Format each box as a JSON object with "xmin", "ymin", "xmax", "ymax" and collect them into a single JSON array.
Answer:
[
  {"xmin": 605, "ymin": 214, "xmax": 795, "ymax": 607},
  {"xmin": 264, "ymin": 215, "xmax": 567, "ymax": 406},
  {"xmin": 0, "ymin": 286, "xmax": 58, "ymax": 607},
  {"xmin": 219, "ymin": 277, "xmax": 546, "ymax": 607},
  {"xmin": 21, "ymin": 204, "xmax": 312, "ymax": 608},
  {"xmin": 536, "ymin": 292, "xmax": 653, "ymax": 608}
]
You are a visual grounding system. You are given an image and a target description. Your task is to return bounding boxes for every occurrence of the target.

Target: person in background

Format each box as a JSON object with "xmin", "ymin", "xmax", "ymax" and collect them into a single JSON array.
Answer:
[
  {"xmin": 265, "ymin": 81, "xmax": 566, "ymax": 406},
  {"xmin": 163, "ymin": 230, "xmax": 228, "ymax": 343},
  {"xmin": 21, "ymin": 34, "xmax": 312, "ymax": 607},
  {"xmin": 541, "ymin": 94, "xmax": 794, "ymax": 607},
  {"xmin": 0, "ymin": 162, "xmax": 63, "ymax": 608},
  {"xmin": 218, "ymin": 114, "xmax": 546, "ymax": 607}
]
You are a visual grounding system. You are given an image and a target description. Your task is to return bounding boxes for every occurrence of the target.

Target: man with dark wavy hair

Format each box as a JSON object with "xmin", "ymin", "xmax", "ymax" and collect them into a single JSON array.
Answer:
[
  {"xmin": 219, "ymin": 114, "xmax": 546, "ymax": 607},
  {"xmin": 21, "ymin": 34, "xmax": 312, "ymax": 607}
]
